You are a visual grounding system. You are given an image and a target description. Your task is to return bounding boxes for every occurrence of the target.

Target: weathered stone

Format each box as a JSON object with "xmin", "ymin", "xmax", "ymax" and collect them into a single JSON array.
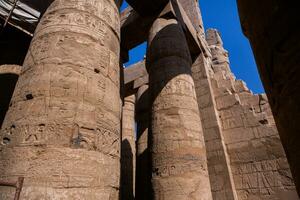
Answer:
[
  {"xmin": 0, "ymin": 0, "xmax": 122, "ymax": 199},
  {"xmin": 0, "ymin": 1, "xmax": 298, "ymax": 199},
  {"xmin": 208, "ymin": 29, "xmax": 297, "ymax": 199},
  {"xmin": 121, "ymin": 95, "xmax": 136, "ymax": 200},
  {"xmin": 237, "ymin": 1, "xmax": 300, "ymax": 195},
  {"xmin": 0, "ymin": 65, "xmax": 22, "ymax": 76},
  {"xmin": 178, "ymin": 0, "xmax": 205, "ymax": 35},
  {"xmin": 215, "ymin": 94, "xmax": 241, "ymax": 110},
  {"xmin": 147, "ymin": 16, "xmax": 212, "ymax": 200},
  {"xmin": 192, "ymin": 54, "xmax": 238, "ymax": 200},
  {"xmin": 124, "ymin": 61, "xmax": 148, "ymax": 97}
]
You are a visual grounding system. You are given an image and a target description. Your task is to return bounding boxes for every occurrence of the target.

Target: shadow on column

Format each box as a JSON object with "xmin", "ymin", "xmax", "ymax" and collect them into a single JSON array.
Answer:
[
  {"xmin": 135, "ymin": 86, "xmax": 153, "ymax": 200},
  {"xmin": 121, "ymin": 139, "xmax": 134, "ymax": 200},
  {"xmin": 146, "ymin": 16, "xmax": 212, "ymax": 199}
]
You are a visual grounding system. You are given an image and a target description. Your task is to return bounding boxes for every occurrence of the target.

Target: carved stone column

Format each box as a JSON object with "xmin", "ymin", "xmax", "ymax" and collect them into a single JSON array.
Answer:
[
  {"xmin": 135, "ymin": 84, "xmax": 152, "ymax": 200},
  {"xmin": 147, "ymin": 17, "xmax": 213, "ymax": 200},
  {"xmin": 121, "ymin": 95, "xmax": 136, "ymax": 200},
  {"xmin": 0, "ymin": 0, "xmax": 122, "ymax": 199}
]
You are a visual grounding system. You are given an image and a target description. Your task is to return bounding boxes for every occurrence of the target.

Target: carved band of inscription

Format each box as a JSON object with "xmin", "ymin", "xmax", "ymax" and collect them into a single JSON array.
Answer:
[{"xmin": 71, "ymin": 124, "xmax": 120, "ymax": 157}]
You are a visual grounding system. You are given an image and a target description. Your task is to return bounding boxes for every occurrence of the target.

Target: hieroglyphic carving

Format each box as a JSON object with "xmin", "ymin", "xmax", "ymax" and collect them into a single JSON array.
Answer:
[
  {"xmin": 0, "ymin": 0, "xmax": 121, "ymax": 199},
  {"xmin": 207, "ymin": 28, "xmax": 297, "ymax": 199},
  {"xmin": 96, "ymin": 125, "xmax": 120, "ymax": 157},
  {"xmin": 147, "ymin": 17, "xmax": 212, "ymax": 200},
  {"xmin": 70, "ymin": 123, "xmax": 119, "ymax": 157},
  {"xmin": 160, "ymin": 78, "xmax": 197, "ymax": 98}
]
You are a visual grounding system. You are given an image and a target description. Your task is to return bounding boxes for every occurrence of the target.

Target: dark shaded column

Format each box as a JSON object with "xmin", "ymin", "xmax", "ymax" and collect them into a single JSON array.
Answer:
[
  {"xmin": 0, "ymin": 65, "xmax": 22, "ymax": 128},
  {"xmin": 0, "ymin": 0, "xmax": 122, "ymax": 199},
  {"xmin": 147, "ymin": 17, "xmax": 212, "ymax": 200},
  {"xmin": 135, "ymin": 84, "xmax": 152, "ymax": 200},
  {"xmin": 237, "ymin": 0, "xmax": 300, "ymax": 196},
  {"xmin": 121, "ymin": 95, "xmax": 136, "ymax": 200}
]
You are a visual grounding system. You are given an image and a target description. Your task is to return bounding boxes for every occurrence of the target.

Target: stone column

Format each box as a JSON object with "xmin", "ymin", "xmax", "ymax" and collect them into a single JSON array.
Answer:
[
  {"xmin": 121, "ymin": 95, "xmax": 136, "ymax": 200},
  {"xmin": 237, "ymin": 1, "xmax": 300, "ymax": 196},
  {"xmin": 0, "ymin": 0, "xmax": 122, "ymax": 199},
  {"xmin": 147, "ymin": 17, "xmax": 212, "ymax": 200},
  {"xmin": 135, "ymin": 84, "xmax": 152, "ymax": 200}
]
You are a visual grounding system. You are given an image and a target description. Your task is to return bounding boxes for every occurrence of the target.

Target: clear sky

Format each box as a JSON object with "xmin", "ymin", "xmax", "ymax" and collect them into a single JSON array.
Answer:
[{"xmin": 121, "ymin": 0, "xmax": 265, "ymax": 94}]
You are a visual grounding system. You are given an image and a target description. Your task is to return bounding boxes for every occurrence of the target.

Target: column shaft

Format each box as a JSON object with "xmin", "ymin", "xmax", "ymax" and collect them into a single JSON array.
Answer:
[
  {"xmin": 135, "ymin": 84, "xmax": 152, "ymax": 200},
  {"xmin": 147, "ymin": 17, "xmax": 212, "ymax": 200},
  {"xmin": 121, "ymin": 95, "xmax": 136, "ymax": 200},
  {"xmin": 0, "ymin": 0, "xmax": 121, "ymax": 199}
]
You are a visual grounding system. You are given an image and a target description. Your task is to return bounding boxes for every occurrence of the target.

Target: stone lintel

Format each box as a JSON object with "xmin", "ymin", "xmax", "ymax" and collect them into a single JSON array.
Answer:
[
  {"xmin": 123, "ymin": 61, "xmax": 148, "ymax": 97},
  {"xmin": 126, "ymin": 0, "xmax": 169, "ymax": 17},
  {"xmin": 121, "ymin": 1, "xmax": 204, "ymax": 62},
  {"xmin": 0, "ymin": 65, "xmax": 22, "ymax": 76},
  {"xmin": 171, "ymin": 0, "xmax": 201, "ymax": 59},
  {"xmin": 121, "ymin": 7, "xmax": 156, "ymax": 62}
]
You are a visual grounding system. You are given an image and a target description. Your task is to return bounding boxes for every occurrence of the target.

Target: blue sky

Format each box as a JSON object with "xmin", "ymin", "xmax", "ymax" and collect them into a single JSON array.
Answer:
[{"xmin": 121, "ymin": 1, "xmax": 264, "ymax": 94}]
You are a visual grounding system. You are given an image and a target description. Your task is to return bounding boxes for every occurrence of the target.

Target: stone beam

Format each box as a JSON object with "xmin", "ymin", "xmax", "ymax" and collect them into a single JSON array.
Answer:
[
  {"xmin": 120, "ymin": 7, "xmax": 155, "ymax": 61},
  {"xmin": 171, "ymin": 0, "xmax": 202, "ymax": 59},
  {"xmin": 122, "ymin": 0, "xmax": 206, "ymax": 96},
  {"xmin": 121, "ymin": 1, "xmax": 209, "ymax": 96},
  {"xmin": 121, "ymin": 0, "xmax": 205, "ymax": 62},
  {"xmin": 126, "ymin": 0, "xmax": 169, "ymax": 17},
  {"xmin": 0, "ymin": 65, "xmax": 22, "ymax": 76},
  {"xmin": 123, "ymin": 60, "xmax": 148, "ymax": 97}
]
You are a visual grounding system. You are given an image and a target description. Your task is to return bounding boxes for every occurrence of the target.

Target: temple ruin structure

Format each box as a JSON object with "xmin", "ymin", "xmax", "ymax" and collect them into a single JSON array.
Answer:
[
  {"xmin": 237, "ymin": 1, "xmax": 300, "ymax": 197},
  {"xmin": 0, "ymin": 0, "xmax": 299, "ymax": 199}
]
